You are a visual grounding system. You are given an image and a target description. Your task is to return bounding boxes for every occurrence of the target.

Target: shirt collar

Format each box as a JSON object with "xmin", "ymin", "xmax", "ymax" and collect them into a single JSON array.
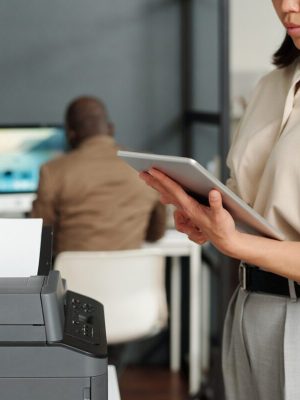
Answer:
[
  {"xmin": 279, "ymin": 59, "xmax": 300, "ymax": 133},
  {"xmin": 292, "ymin": 60, "xmax": 300, "ymax": 95}
]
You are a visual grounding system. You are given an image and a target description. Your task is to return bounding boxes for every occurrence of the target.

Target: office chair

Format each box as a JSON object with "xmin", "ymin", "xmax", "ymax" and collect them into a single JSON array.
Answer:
[{"xmin": 54, "ymin": 248, "xmax": 168, "ymax": 344}]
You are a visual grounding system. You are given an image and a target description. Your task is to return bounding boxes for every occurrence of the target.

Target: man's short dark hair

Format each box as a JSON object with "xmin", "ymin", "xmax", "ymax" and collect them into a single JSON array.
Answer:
[
  {"xmin": 273, "ymin": 34, "xmax": 300, "ymax": 68},
  {"xmin": 65, "ymin": 96, "xmax": 110, "ymax": 146}
]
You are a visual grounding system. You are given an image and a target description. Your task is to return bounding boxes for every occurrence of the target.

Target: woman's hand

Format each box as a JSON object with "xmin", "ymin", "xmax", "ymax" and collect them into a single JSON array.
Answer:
[
  {"xmin": 140, "ymin": 168, "xmax": 240, "ymax": 255},
  {"xmin": 141, "ymin": 168, "xmax": 300, "ymax": 282}
]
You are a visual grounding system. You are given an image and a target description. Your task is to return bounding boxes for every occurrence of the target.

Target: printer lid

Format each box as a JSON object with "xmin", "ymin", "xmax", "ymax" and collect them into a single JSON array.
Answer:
[
  {"xmin": 0, "ymin": 275, "xmax": 44, "ymax": 293},
  {"xmin": 0, "ymin": 276, "xmax": 45, "ymax": 325}
]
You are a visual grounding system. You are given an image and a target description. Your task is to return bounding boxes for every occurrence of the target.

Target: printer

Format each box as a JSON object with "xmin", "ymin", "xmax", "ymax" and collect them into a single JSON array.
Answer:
[{"xmin": 0, "ymin": 270, "xmax": 108, "ymax": 400}]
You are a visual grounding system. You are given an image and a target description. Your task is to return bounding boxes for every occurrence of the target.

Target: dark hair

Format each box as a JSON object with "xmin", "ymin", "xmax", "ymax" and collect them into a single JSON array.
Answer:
[
  {"xmin": 64, "ymin": 96, "xmax": 113, "ymax": 148},
  {"xmin": 273, "ymin": 34, "xmax": 300, "ymax": 68},
  {"xmin": 66, "ymin": 97, "xmax": 106, "ymax": 133}
]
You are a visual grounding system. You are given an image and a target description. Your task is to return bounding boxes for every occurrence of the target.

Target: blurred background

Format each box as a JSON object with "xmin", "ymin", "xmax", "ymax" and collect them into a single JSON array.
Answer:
[{"xmin": 0, "ymin": 1, "xmax": 284, "ymax": 399}]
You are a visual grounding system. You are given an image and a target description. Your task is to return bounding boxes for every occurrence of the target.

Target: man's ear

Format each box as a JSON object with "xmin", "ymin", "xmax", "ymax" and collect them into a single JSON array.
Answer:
[
  {"xmin": 108, "ymin": 122, "xmax": 114, "ymax": 137},
  {"xmin": 66, "ymin": 129, "xmax": 77, "ymax": 149}
]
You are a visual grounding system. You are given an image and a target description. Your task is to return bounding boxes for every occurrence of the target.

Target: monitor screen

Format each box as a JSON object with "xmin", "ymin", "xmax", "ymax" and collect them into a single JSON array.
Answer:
[{"xmin": 0, "ymin": 125, "xmax": 67, "ymax": 194}]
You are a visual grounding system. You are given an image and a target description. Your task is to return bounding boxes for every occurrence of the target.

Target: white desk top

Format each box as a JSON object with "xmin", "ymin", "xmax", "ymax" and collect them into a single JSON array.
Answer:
[{"xmin": 143, "ymin": 229, "xmax": 198, "ymax": 255}]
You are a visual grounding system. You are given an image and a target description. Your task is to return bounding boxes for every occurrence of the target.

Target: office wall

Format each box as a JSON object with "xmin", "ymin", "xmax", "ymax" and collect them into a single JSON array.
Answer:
[
  {"xmin": 230, "ymin": 0, "xmax": 284, "ymax": 117},
  {"xmin": 231, "ymin": 0, "xmax": 284, "ymax": 72},
  {"xmin": 0, "ymin": 0, "xmax": 181, "ymax": 154}
]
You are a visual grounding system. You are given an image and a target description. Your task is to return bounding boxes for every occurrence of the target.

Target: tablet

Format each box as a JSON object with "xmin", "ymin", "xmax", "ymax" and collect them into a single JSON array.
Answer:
[{"xmin": 117, "ymin": 150, "xmax": 285, "ymax": 241}]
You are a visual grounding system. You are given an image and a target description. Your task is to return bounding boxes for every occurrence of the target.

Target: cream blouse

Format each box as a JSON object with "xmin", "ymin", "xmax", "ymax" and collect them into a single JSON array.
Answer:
[{"xmin": 227, "ymin": 60, "xmax": 300, "ymax": 241}]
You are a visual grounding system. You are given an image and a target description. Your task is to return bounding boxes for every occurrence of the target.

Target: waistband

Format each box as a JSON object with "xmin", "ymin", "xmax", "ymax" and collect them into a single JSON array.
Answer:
[{"xmin": 239, "ymin": 262, "xmax": 300, "ymax": 300}]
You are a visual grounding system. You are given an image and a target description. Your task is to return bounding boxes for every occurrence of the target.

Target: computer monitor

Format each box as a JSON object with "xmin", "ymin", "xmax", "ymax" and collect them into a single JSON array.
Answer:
[{"xmin": 0, "ymin": 125, "xmax": 67, "ymax": 213}]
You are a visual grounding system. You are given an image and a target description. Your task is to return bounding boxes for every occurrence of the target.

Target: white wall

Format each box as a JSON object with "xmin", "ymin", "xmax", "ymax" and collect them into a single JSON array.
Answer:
[{"xmin": 230, "ymin": 1, "xmax": 285, "ymax": 117}]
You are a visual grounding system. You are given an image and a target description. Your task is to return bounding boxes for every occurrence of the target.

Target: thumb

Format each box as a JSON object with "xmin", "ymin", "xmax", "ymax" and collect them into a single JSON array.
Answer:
[{"xmin": 208, "ymin": 190, "xmax": 223, "ymax": 212}]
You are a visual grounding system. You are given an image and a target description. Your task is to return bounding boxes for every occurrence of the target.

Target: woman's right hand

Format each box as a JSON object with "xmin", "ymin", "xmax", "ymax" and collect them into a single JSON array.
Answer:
[
  {"xmin": 173, "ymin": 208, "xmax": 209, "ymax": 245},
  {"xmin": 140, "ymin": 168, "xmax": 240, "ymax": 255}
]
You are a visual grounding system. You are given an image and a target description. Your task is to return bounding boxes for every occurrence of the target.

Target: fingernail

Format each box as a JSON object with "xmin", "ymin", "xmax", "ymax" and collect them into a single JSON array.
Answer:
[{"xmin": 210, "ymin": 191, "xmax": 218, "ymax": 199}]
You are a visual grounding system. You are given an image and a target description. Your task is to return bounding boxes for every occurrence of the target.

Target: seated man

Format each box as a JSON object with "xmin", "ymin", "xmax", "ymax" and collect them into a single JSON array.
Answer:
[{"xmin": 30, "ymin": 96, "xmax": 166, "ymax": 254}]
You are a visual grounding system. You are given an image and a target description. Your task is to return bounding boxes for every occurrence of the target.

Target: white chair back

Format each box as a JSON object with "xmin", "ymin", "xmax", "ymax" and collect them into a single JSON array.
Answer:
[{"xmin": 54, "ymin": 249, "xmax": 167, "ymax": 344}]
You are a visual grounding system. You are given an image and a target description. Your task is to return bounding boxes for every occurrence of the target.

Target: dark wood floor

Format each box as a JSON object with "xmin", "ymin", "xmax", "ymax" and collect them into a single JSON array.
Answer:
[{"xmin": 118, "ymin": 366, "xmax": 189, "ymax": 400}]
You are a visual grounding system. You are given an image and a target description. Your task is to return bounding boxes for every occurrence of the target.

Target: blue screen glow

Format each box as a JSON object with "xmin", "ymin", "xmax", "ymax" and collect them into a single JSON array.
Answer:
[{"xmin": 0, "ymin": 126, "xmax": 67, "ymax": 193}]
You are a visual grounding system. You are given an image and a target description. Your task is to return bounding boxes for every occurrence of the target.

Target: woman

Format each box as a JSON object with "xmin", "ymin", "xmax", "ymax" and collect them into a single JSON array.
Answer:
[{"xmin": 140, "ymin": 1, "xmax": 300, "ymax": 399}]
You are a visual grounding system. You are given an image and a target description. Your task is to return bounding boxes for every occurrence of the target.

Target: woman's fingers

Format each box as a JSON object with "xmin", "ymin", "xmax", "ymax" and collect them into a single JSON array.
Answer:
[
  {"xmin": 140, "ymin": 169, "xmax": 190, "ymax": 209},
  {"xmin": 140, "ymin": 170, "xmax": 231, "ymax": 246},
  {"xmin": 146, "ymin": 169, "xmax": 205, "ymax": 216},
  {"xmin": 139, "ymin": 171, "xmax": 177, "ymax": 205},
  {"xmin": 174, "ymin": 209, "xmax": 193, "ymax": 231},
  {"xmin": 147, "ymin": 168, "xmax": 190, "ymax": 202},
  {"xmin": 187, "ymin": 232, "xmax": 208, "ymax": 245},
  {"xmin": 208, "ymin": 190, "xmax": 223, "ymax": 215},
  {"xmin": 174, "ymin": 209, "xmax": 208, "ymax": 244}
]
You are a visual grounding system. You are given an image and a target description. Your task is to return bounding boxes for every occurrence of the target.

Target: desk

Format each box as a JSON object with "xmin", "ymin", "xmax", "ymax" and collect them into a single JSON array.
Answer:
[
  {"xmin": 108, "ymin": 365, "xmax": 121, "ymax": 400},
  {"xmin": 143, "ymin": 229, "xmax": 210, "ymax": 395}
]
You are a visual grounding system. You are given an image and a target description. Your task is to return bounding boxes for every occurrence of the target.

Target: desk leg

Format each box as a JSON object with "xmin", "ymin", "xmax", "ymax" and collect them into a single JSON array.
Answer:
[
  {"xmin": 189, "ymin": 245, "xmax": 202, "ymax": 395},
  {"xmin": 170, "ymin": 256, "xmax": 181, "ymax": 372}
]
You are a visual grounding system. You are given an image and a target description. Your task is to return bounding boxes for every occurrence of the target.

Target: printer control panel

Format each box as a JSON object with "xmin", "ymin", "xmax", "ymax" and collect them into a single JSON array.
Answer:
[
  {"xmin": 62, "ymin": 291, "xmax": 107, "ymax": 357},
  {"xmin": 67, "ymin": 293, "xmax": 100, "ymax": 343}
]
